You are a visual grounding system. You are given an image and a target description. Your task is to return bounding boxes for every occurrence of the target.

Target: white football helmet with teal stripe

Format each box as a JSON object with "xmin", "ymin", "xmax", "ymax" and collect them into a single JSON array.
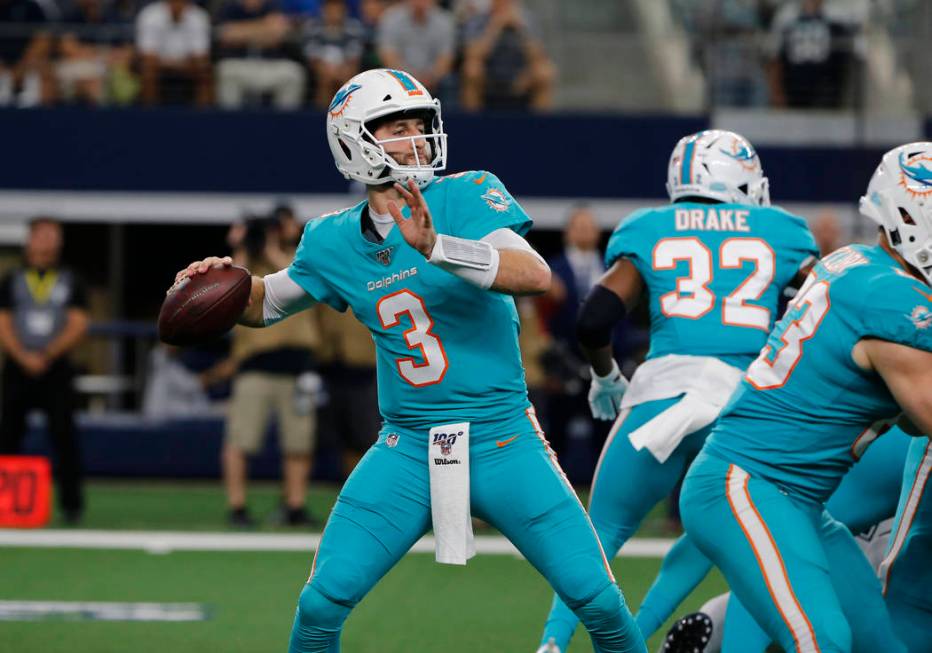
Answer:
[
  {"xmin": 326, "ymin": 68, "xmax": 447, "ymax": 188},
  {"xmin": 860, "ymin": 142, "xmax": 932, "ymax": 284},
  {"xmin": 666, "ymin": 130, "xmax": 770, "ymax": 207}
]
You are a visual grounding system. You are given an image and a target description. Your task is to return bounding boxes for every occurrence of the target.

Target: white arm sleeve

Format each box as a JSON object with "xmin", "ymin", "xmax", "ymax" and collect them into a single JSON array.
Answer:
[
  {"xmin": 481, "ymin": 228, "xmax": 546, "ymax": 265},
  {"xmin": 262, "ymin": 268, "xmax": 317, "ymax": 326}
]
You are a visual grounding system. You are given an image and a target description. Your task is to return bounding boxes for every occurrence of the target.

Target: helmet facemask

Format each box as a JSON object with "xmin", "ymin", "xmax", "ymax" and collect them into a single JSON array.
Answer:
[{"xmin": 360, "ymin": 108, "xmax": 447, "ymax": 188}]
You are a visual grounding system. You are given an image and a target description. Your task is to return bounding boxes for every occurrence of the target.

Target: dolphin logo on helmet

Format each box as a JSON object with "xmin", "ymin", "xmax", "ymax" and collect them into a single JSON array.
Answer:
[
  {"xmin": 328, "ymin": 83, "xmax": 362, "ymax": 117},
  {"xmin": 667, "ymin": 130, "xmax": 769, "ymax": 206},
  {"xmin": 860, "ymin": 142, "xmax": 932, "ymax": 285},
  {"xmin": 898, "ymin": 151, "xmax": 932, "ymax": 196}
]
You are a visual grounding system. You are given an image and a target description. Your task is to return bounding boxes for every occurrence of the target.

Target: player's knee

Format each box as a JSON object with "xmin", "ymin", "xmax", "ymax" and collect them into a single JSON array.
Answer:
[
  {"xmin": 294, "ymin": 582, "xmax": 351, "ymax": 630},
  {"xmin": 572, "ymin": 583, "xmax": 638, "ymax": 640},
  {"xmin": 804, "ymin": 610, "xmax": 851, "ymax": 653}
]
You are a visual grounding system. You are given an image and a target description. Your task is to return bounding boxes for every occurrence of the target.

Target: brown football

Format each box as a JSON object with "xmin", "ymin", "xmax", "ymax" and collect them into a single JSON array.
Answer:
[{"xmin": 158, "ymin": 265, "xmax": 252, "ymax": 346}]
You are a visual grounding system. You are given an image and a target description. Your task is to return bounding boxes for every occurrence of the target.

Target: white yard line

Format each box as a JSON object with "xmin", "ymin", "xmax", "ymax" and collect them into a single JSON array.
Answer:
[{"xmin": 0, "ymin": 529, "xmax": 673, "ymax": 557}]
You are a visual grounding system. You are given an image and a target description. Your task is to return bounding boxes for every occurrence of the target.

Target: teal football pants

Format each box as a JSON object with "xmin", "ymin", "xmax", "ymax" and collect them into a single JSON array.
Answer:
[
  {"xmin": 881, "ymin": 438, "xmax": 932, "ymax": 653},
  {"xmin": 541, "ymin": 397, "xmax": 711, "ymax": 650},
  {"xmin": 681, "ymin": 450, "xmax": 905, "ymax": 653},
  {"xmin": 288, "ymin": 414, "xmax": 646, "ymax": 653},
  {"xmin": 633, "ymin": 428, "xmax": 910, "ymax": 644}
]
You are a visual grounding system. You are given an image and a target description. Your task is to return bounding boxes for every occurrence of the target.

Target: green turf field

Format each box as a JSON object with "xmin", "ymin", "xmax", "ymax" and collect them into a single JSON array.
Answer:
[{"xmin": 1, "ymin": 481, "xmax": 726, "ymax": 652}]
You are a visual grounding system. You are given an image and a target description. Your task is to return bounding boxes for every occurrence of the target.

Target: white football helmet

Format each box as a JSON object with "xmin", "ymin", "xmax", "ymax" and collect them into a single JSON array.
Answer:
[
  {"xmin": 326, "ymin": 68, "xmax": 447, "ymax": 188},
  {"xmin": 666, "ymin": 130, "xmax": 770, "ymax": 206},
  {"xmin": 859, "ymin": 142, "xmax": 932, "ymax": 284}
]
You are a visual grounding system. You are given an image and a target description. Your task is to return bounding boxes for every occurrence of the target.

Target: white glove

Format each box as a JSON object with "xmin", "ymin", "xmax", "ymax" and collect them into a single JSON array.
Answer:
[{"xmin": 588, "ymin": 360, "xmax": 629, "ymax": 420}]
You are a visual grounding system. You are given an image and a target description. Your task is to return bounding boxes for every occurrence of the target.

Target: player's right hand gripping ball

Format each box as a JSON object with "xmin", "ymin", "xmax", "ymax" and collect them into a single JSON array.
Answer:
[{"xmin": 158, "ymin": 265, "xmax": 251, "ymax": 346}]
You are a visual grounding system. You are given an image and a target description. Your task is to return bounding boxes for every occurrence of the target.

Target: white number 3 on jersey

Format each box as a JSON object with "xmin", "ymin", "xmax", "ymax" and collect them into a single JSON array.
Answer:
[{"xmin": 377, "ymin": 290, "xmax": 449, "ymax": 387}]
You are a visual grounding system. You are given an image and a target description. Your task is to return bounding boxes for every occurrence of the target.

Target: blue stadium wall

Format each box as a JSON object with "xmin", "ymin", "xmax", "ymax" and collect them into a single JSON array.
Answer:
[{"xmin": 4, "ymin": 108, "xmax": 923, "ymax": 202}]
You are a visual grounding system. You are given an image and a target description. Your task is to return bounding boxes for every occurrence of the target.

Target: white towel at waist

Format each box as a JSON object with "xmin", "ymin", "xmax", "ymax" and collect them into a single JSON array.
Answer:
[
  {"xmin": 428, "ymin": 422, "xmax": 475, "ymax": 565},
  {"xmin": 622, "ymin": 355, "xmax": 744, "ymax": 463}
]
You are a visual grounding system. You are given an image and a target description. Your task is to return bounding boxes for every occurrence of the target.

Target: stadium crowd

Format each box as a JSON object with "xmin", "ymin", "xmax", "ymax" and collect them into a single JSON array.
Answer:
[{"xmin": 0, "ymin": 0, "xmax": 555, "ymax": 110}]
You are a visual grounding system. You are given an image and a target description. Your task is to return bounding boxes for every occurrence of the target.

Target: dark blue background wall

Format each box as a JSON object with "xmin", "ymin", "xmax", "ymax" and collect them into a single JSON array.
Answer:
[{"xmin": 3, "ymin": 107, "xmax": 914, "ymax": 202}]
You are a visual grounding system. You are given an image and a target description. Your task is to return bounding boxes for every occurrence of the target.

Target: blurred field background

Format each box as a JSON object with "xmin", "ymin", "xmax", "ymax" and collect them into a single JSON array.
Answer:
[{"xmin": 1, "ymin": 484, "xmax": 725, "ymax": 652}]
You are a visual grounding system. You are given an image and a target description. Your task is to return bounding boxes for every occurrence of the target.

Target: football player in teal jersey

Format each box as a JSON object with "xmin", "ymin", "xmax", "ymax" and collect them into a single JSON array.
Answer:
[
  {"xmin": 679, "ymin": 143, "xmax": 932, "ymax": 653},
  {"xmin": 173, "ymin": 68, "xmax": 645, "ymax": 653},
  {"xmin": 537, "ymin": 130, "xmax": 819, "ymax": 653},
  {"xmin": 879, "ymin": 436, "xmax": 931, "ymax": 652},
  {"xmin": 645, "ymin": 424, "xmax": 912, "ymax": 653}
]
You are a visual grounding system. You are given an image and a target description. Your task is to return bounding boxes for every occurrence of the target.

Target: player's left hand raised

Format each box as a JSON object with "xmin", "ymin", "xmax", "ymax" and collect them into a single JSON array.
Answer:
[{"xmin": 388, "ymin": 179, "xmax": 438, "ymax": 258}]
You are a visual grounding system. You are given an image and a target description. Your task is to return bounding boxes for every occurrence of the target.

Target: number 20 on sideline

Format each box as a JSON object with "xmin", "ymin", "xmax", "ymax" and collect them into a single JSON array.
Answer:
[{"xmin": 0, "ymin": 456, "xmax": 51, "ymax": 528}]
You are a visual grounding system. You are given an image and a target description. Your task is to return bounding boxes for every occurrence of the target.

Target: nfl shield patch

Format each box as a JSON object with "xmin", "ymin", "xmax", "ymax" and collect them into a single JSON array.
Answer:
[{"xmin": 375, "ymin": 247, "xmax": 394, "ymax": 266}]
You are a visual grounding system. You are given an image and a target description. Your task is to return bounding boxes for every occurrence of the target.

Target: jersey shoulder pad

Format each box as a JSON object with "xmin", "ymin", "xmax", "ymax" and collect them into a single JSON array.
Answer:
[
  {"xmin": 857, "ymin": 261, "xmax": 932, "ymax": 353},
  {"xmin": 605, "ymin": 206, "xmax": 665, "ymax": 267},
  {"xmin": 441, "ymin": 169, "xmax": 532, "ymax": 239}
]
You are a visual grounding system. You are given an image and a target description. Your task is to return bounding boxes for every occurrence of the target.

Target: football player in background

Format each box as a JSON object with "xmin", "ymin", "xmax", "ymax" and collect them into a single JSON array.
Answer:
[
  {"xmin": 538, "ymin": 130, "xmax": 818, "ymax": 653},
  {"xmin": 678, "ymin": 143, "xmax": 932, "ymax": 653},
  {"xmin": 174, "ymin": 68, "xmax": 646, "ymax": 653}
]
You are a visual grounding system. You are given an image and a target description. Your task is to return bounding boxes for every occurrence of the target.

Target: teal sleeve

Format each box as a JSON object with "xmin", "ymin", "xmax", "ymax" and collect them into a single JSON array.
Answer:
[
  {"xmin": 604, "ymin": 209, "xmax": 654, "ymax": 276},
  {"xmin": 286, "ymin": 222, "xmax": 349, "ymax": 312},
  {"xmin": 859, "ymin": 275, "xmax": 932, "ymax": 353},
  {"xmin": 788, "ymin": 218, "xmax": 820, "ymax": 270},
  {"xmin": 448, "ymin": 171, "xmax": 532, "ymax": 240}
]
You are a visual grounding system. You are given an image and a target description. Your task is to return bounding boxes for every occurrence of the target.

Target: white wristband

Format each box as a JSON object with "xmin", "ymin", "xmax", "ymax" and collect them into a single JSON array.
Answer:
[{"xmin": 428, "ymin": 234, "xmax": 500, "ymax": 289}]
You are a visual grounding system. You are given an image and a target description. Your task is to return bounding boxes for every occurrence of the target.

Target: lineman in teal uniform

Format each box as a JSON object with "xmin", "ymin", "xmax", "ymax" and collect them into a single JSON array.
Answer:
[
  {"xmin": 640, "ymin": 424, "xmax": 912, "ymax": 652},
  {"xmin": 175, "ymin": 69, "xmax": 645, "ymax": 653},
  {"xmin": 680, "ymin": 143, "xmax": 932, "ymax": 652},
  {"xmin": 879, "ymin": 436, "xmax": 932, "ymax": 652},
  {"xmin": 538, "ymin": 130, "xmax": 818, "ymax": 652}
]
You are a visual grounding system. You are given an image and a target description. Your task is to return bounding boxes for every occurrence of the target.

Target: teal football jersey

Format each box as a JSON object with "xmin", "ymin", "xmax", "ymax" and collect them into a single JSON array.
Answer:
[
  {"xmin": 707, "ymin": 244, "xmax": 932, "ymax": 502},
  {"xmin": 605, "ymin": 203, "xmax": 818, "ymax": 368},
  {"xmin": 287, "ymin": 170, "xmax": 532, "ymax": 434}
]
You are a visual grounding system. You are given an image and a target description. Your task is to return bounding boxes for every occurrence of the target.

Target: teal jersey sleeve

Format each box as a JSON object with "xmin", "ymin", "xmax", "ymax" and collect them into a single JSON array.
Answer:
[
  {"xmin": 604, "ymin": 208, "xmax": 657, "ymax": 275},
  {"xmin": 779, "ymin": 210, "xmax": 820, "ymax": 277},
  {"xmin": 859, "ymin": 272, "xmax": 932, "ymax": 353},
  {"xmin": 443, "ymin": 170, "xmax": 532, "ymax": 240},
  {"xmin": 287, "ymin": 218, "xmax": 349, "ymax": 312}
]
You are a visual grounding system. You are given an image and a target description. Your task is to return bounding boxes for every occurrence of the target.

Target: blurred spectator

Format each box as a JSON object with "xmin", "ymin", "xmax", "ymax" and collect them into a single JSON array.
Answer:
[
  {"xmin": 208, "ymin": 216, "xmax": 322, "ymax": 527},
  {"xmin": 516, "ymin": 296, "xmax": 550, "ymax": 423},
  {"xmin": 689, "ymin": 0, "xmax": 769, "ymax": 107},
  {"xmin": 271, "ymin": 201, "xmax": 304, "ymax": 250},
  {"xmin": 215, "ymin": 0, "xmax": 306, "ymax": 110},
  {"xmin": 460, "ymin": 0, "xmax": 554, "ymax": 111},
  {"xmin": 0, "ymin": 218, "xmax": 90, "ymax": 524},
  {"xmin": 545, "ymin": 205, "xmax": 604, "ymax": 344},
  {"xmin": 302, "ymin": 0, "xmax": 364, "ymax": 109},
  {"xmin": 811, "ymin": 209, "xmax": 843, "ymax": 256},
  {"xmin": 316, "ymin": 305, "xmax": 378, "ymax": 476},
  {"xmin": 136, "ymin": 0, "xmax": 212, "ymax": 106},
  {"xmin": 357, "ymin": 0, "xmax": 386, "ymax": 70},
  {"xmin": 56, "ymin": 0, "xmax": 138, "ymax": 105},
  {"xmin": 767, "ymin": 0, "xmax": 861, "ymax": 108},
  {"xmin": 377, "ymin": 0, "xmax": 455, "ymax": 96},
  {"xmin": 0, "ymin": 0, "xmax": 55, "ymax": 106},
  {"xmin": 142, "ymin": 343, "xmax": 212, "ymax": 417},
  {"xmin": 280, "ymin": 0, "xmax": 321, "ymax": 20},
  {"xmin": 540, "ymin": 206, "xmax": 606, "ymax": 459}
]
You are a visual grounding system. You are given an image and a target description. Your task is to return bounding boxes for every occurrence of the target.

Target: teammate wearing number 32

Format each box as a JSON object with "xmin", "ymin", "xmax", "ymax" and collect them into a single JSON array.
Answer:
[
  {"xmin": 539, "ymin": 129, "xmax": 818, "ymax": 652},
  {"xmin": 680, "ymin": 143, "xmax": 932, "ymax": 652},
  {"xmin": 175, "ymin": 68, "xmax": 646, "ymax": 652}
]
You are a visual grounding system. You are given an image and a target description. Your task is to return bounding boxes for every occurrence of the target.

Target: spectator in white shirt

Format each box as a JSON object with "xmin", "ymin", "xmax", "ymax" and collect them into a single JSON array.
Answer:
[{"xmin": 136, "ymin": 0, "xmax": 211, "ymax": 106}]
